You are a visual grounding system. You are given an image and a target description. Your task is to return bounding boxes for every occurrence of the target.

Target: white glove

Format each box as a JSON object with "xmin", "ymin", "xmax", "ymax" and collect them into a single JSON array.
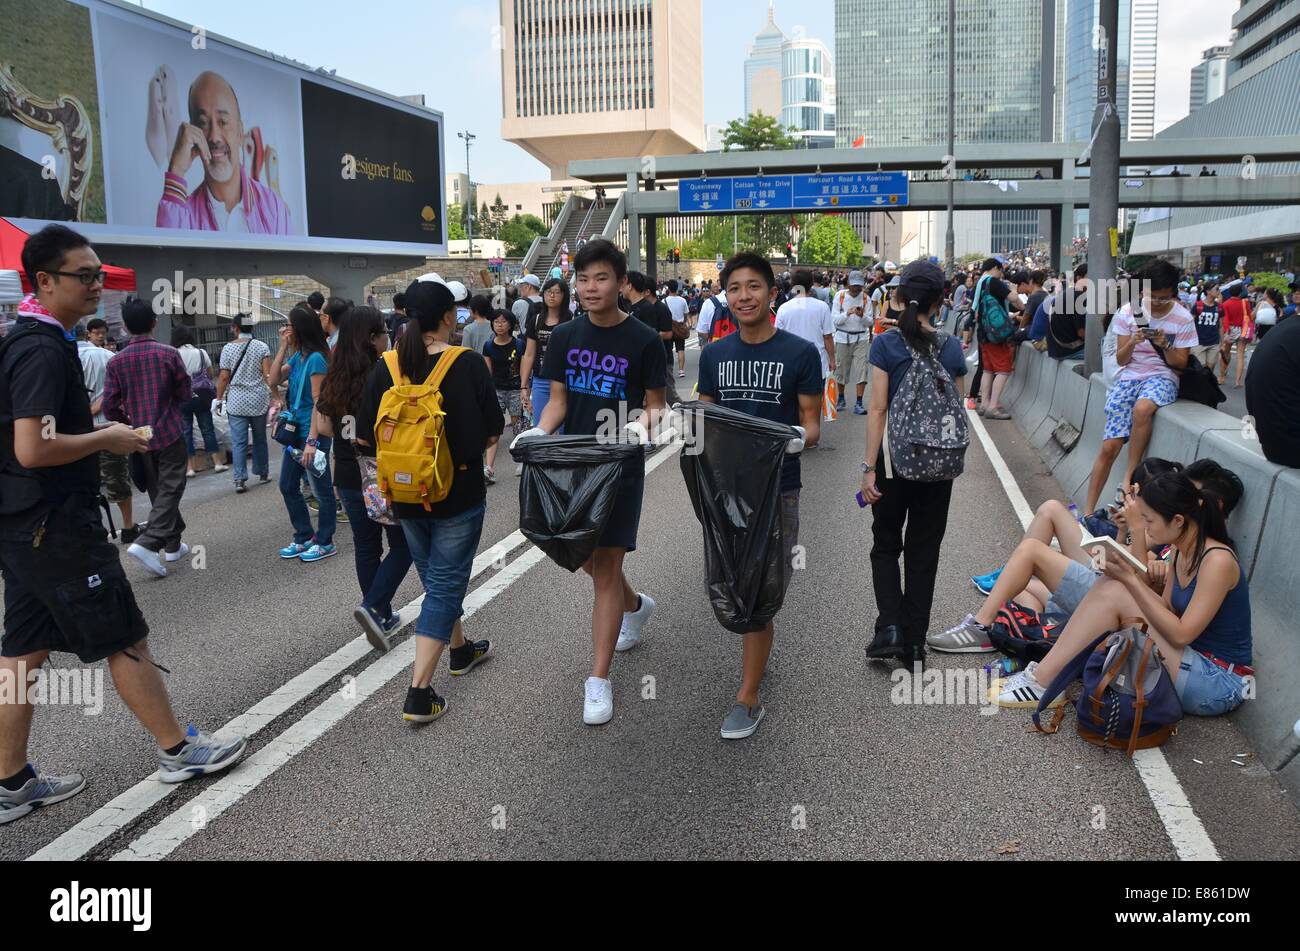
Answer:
[
  {"xmin": 510, "ymin": 426, "xmax": 547, "ymax": 451},
  {"xmin": 786, "ymin": 425, "xmax": 806, "ymax": 455},
  {"xmin": 211, "ymin": 398, "xmax": 225, "ymax": 418},
  {"xmin": 623, "ymin": 420, "xmax": 650, "ymax": 446}
]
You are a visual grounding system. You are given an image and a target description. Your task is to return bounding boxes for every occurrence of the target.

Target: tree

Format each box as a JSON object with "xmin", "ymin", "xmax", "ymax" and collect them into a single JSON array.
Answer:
[
  {"xmin": 500, "ymin": 214, "xmax": 549, "ymax": 257},
  {"xmin": 488, "ymin": 194, "xmax": 510, "ymax": 238},
  {"xmin": 799, "ymin": 215, "xmax": 864, "ymax": 266},
  {"xmin": 721, "ymin": 111, "xmax": 800, "ymax": 152},
  {"xmin": 478, "ymin": 201, "xmax": 495, "ymax": 239},
  {"xmin": 446, "ymin": 203, "xmax": 467, "ymax": 241}
]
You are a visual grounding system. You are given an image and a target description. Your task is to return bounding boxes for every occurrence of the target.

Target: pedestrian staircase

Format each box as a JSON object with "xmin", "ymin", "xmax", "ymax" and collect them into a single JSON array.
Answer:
[{"xmin": 522, "ymin": 194, "xmax": 621, "ymax": 276}]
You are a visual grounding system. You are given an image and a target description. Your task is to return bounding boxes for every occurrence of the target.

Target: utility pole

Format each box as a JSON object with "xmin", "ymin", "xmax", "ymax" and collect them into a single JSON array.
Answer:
[
  {"xmin": 458, "ymin": 130, "xmax": 476, "ymax": 257},
  {"xmin": 1085, "ymin": 1, "xmax": 1120, "ymax": 376},
  {"xmin": 944, "ymin": 0, "xmax": 956, "ymax": 276}
]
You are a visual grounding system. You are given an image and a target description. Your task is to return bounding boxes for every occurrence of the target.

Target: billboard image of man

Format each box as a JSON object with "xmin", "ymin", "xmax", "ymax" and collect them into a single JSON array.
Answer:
[{"xmin": 156, "ymin": 71, "xmax": 291, "ymax": 234}]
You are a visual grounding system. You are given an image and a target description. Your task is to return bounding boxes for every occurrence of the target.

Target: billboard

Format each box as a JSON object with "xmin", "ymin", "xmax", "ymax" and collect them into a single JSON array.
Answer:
[{"xmin": 0, "ymin": 0, "xmax": 444, "ymax": 255}]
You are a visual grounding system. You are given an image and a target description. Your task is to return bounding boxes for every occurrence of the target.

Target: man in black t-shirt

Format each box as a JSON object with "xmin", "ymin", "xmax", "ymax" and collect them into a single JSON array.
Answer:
[
  {"xmin": 626, "ymin": 269, "xmax": 680, "ymax": 405},
  {"xmin": 1245, "ymin": 313, "xmax": 1300, "ymax": 468},
  {"xmin": 515, "ymin": 239, "xmax": 667, "ymax": 728},
  {"xmin": 0, "ymin": 226, "xmax": 246, "ymax": 826},
  {"xmin": 1046, "ymin": 264, "xmax": 1089, "ymax": 360}
]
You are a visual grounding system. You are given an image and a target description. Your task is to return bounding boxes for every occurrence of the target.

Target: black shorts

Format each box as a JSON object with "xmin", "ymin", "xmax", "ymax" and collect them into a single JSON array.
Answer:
[
  {"xmin": 0, "ymin": 500, "xmax": 149, "ymax": 663},
  {"xmin": 597, "ymin": 461, "xmax": 645, "ymax": 553},
  {"xmin": 673, "ymin": 335, "xmax": 686, "ymax": 353}
]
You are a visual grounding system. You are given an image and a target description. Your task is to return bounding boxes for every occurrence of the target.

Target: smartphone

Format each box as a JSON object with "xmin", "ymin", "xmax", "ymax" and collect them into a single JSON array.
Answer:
[{"xmin": 856, "ymin": 490, "xmax": 869, "ymax": 508}]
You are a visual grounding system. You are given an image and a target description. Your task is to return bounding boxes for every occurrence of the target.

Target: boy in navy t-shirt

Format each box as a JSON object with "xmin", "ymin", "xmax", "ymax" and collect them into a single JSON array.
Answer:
[{"xmin": 696, "ymin": 252, "xmax": 823, "ymax": 740}]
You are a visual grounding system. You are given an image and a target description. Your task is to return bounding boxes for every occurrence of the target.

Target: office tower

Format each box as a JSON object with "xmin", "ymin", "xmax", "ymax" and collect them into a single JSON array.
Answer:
[{"xmin": 1189, "ymin": 46, "xmax": 1231, "ymax": 113}]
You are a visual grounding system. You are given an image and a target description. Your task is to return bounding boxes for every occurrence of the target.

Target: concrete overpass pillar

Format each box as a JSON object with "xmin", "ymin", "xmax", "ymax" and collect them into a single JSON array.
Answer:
[
  {"xmin": 1053, "ymin": 159, "xmax": 1076, "ymax": 276},
  {"xmin": 625, "ymin": 171, "xmax": 641, "ymax": 272}
]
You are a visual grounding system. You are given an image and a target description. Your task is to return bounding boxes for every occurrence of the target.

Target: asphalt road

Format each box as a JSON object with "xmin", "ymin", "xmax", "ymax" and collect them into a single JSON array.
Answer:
[{"xmin": 4, "ymin": 339, "xmax": 1298, "ymax": 861}]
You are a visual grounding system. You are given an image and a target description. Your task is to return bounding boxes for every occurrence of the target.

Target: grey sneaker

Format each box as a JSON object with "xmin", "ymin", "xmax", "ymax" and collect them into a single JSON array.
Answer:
[
  {"xmin": 927, "ymin": 614, "xmax": 996, "ymax": 653},
  {"xmin": 0, "ymin": 770, "xmax": 86, "ymax": 825},
  {"xmin": 157, "ymin": 726, "xmax": 248, "ymax": 784},
  {"xmin": 720, "ymin": 703, "xmax": 765, "ymax": 740}
]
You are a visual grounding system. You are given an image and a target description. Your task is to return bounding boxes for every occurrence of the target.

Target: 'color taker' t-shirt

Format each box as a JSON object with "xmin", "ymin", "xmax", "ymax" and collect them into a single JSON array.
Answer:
[
  {"xmin": 542, "ymin": 313, "xmax": 667, "ymax": 448},
  {"xmin": 697, "ymin": 329, "xmax": 823, "ymax": 492}
]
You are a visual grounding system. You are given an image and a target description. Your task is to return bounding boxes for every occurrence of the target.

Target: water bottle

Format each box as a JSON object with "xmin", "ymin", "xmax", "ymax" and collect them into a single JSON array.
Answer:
[
  {"xmin": 1068, "ymin": 502, "xmax": 1084, "ymax": 525},
  {"xmin": 289, "ymin": 445, "xmax": 328, "ymax": 478},
  {"xmin": 983, "ymin": 657, "xmax": 1022, "ymax": 677}
]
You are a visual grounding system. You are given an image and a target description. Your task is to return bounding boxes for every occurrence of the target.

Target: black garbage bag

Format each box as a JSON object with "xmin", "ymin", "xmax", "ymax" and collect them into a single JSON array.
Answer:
[
  {"xmin": 678, "ymin": 400, "xmax": 796, "ymax": 634},
  {"xmin": 511, "ymin": 434, "xmax": 644, "ymax": 571}
]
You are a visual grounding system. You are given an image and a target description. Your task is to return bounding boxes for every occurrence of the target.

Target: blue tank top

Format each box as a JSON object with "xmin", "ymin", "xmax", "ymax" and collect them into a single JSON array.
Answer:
[{"xmin": 1170, "ymin": 547, "xmax": 1252, "ymax": 666}]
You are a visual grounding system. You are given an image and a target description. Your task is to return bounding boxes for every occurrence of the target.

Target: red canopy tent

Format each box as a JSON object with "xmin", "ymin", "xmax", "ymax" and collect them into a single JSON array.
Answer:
[{"xmin": 0, "ymin": 217, "xmax": 136, "ymax": 292}]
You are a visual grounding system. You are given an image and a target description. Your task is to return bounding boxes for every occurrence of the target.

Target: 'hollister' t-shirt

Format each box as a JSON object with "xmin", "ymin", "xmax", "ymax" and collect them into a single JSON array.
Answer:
[
  {"xmin": 697, "ymin": 328, "xmax": 822, "ymax": 492},
  {"xmin": 542, "ymin": 313, "xmax": 667, "ymax": 441}
]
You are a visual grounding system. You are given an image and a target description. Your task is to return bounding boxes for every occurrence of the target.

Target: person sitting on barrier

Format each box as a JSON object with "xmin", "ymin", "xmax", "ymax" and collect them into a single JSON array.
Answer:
[
  {"xmin": 994, "ymin": 471, "xmax": 1252, "ymax": 713},
  {"xmin": 932, "ymin": 458, "xmax": 1183, "ymax": 654},
  {"xmin": 1084, "ymin": 260, "xmax": 1198, "ymax": 516}
]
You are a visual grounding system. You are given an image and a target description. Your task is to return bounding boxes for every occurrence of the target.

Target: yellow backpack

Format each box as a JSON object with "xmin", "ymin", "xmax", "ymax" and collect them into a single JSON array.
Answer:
[{"xmin": 375, "ymin": 346, "xmax": 467, "ymax": 511}]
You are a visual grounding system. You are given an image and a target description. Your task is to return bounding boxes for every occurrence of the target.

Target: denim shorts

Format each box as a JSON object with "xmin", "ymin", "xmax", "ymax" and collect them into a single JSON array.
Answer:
[
  {"xmin": 1175, "ymin": 649, "xmax": 1248, "ymax": 717},
  {"xmin": 401, "ymin": 502, "xmax": 486, "ymax": 642},
  {"xmin": 1045, "ymin": 558, "xmax": 1097, "ymax": 618},
  {"xmin": 1103, "ymin": 376, "xmax": 1178, "ymax": 441}
]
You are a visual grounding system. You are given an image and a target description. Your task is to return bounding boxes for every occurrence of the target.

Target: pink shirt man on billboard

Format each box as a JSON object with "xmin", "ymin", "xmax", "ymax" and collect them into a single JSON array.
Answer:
[{"xmin": 155, "ymin": 70, "xmax": 290, "ymax": 235}]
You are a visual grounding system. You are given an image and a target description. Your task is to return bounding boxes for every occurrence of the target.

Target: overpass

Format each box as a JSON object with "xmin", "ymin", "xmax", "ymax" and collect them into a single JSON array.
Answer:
[{"xmin": 552, "ymin": 136, "xmax": 1300, "ymax": 275}]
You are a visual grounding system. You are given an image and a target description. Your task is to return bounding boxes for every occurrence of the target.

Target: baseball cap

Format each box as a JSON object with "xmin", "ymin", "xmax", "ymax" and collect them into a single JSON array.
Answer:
[
  {"xmin": 898, "ymin": 259, "xmax": 945, "ymax": 299},
  {"xmin": 517, "ymin": 274, "xmax": 541, "ymax": 289},
  {"xmin": 883, "ymin": 260, "xmax": 898, "ymax": 272},
  {"xmin": 444, "ymin": 280, "xmax": 469, "ymax": 303},
  {"xmin": 886, "ymin": 275, "xmax": 901, "ymax": 288},
  {"xmin": 992, "ymin": 254, "xmax": 1008, "ymax": 267},
  {"xmin": 848, "ymin": 270, "xmax": 865, "ymax": 286},
  {"xmin": 403, "ymin": 279, "xmax": 455, "ymax": 325}
]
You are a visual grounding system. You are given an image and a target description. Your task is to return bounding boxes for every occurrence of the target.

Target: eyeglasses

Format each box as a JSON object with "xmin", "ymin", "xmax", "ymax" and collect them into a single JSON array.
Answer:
[
  {"xmin": 1144, "ymin": 296, "xmax": 1176, "ymax": 313},
  {"xmin": 47, "ymin": 270, "xmax": 107, "ymax": 287}
]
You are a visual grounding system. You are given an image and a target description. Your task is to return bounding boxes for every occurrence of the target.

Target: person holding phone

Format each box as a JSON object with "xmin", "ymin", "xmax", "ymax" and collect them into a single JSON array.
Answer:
[{"xmin": 1083, "ymin": 261, "xmax": 1198, "ymax": 516}]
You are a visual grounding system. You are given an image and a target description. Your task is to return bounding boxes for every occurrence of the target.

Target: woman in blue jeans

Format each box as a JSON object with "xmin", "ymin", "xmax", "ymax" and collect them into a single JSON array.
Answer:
[
  {"xmin": 269, "ymin": 304, "xmax": 336, "ymax": 562},
  {"xmin": 317, "ymin": 306, "xmax": 413, "ymax": 651},
  {"xmin": 359, "ymin": 279, "xmax": 504, "ymax": 723},
  {"xmin": 518, "ymin": 277, "xmax": 572, "ymax": 429},
  {"xmin": 171, "ymin": 327, "xmax": 228, "ymax": 478}
]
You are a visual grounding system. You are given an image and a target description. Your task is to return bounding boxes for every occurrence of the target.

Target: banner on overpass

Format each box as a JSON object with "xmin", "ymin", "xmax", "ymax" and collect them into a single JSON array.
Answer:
[{"xmin": 678, "ymin": 172, "xmax": 909, "ymax": 214}]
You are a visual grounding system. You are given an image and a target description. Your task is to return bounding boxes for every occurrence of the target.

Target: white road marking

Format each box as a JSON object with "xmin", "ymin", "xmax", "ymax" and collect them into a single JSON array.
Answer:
[
  {"xmin": 112, "ymin": 545, "xmax": 550, "ymax": 861},
  {"xmin": 973, "ymin": 407, "xmax": 1220, "ymax": 862},
  {"xmin": 113, "ymin": 440, "xmax": 686, "ymax": 861},
  {"xmin": 26, "ymin": 531, "xmax": 530, "ymax": 861}
]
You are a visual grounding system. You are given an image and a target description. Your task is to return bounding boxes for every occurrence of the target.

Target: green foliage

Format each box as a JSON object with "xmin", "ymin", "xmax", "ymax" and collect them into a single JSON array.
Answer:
[
  {"xmin": 1249, "ymin": 272, "xmax": 1292, "ymax": 295},
  {"xmin": 500, "ymin": 214, "xmax": 549, "ymax": 256},
  {"xmin": 799, "ymin": 216, "xmax": 864, "ymax": 266},
  {"xmin": 446, "ymin": 203, "xmax": 468, "ymax": 241},
  {"xmin": 721, "ymin": 111, "xmax": 800, "ymax": 152}
]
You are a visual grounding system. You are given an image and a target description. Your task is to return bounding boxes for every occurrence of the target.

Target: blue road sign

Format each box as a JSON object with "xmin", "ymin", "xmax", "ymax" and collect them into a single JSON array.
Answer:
[
  {"xmin": 677, "ymin": 172, "xmax": 910, "ymax": 212},
  {"xmin": 791, "ymin": 172, "xmax": 910, "ymax": 210},
  {"xmin": 678, "ymin": 178, "xmax": 734, "ymax": 213},
  {"xmin": 731, "ymin": 175, "xmax": 793, "ymax": 211}
]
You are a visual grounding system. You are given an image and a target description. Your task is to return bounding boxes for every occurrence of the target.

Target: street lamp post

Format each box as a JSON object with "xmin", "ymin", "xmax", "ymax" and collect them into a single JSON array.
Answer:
[
  {"xmin": 944, "ymin": 0, "xmax": 956, "ymax": 277},
  {"xmin": 458, "ymin": 130, "xmax": 476, "ymax": 257}
]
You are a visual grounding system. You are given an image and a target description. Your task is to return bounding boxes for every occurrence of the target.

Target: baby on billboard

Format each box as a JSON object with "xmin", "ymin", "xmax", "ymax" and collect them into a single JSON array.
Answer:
[{"xmin": 151, "ymin": 67, "xmax": 290, "ymax": 234}]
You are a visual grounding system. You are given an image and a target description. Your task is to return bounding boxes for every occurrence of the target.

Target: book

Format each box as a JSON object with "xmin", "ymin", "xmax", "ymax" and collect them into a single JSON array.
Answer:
[{"xmin": 1080, "ymin": 529, "xmax": 1147, "ymax": 575}]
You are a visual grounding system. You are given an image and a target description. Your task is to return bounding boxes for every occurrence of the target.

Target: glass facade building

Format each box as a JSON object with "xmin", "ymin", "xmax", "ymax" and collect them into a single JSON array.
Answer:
[
  {"xmin": 835, "ymin": 1, "xmax": 1055, "ymax": 254},
  {"xmin": 744, "ymin": 6, "xmax": 836, "ymax": 149}
]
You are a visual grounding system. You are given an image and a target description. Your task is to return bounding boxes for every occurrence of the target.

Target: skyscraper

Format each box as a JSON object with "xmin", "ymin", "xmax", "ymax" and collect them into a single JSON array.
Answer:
[
  {"xmin": 744, "ymin": 4, "xmax": 786, "ymax": 119},
  {"xmin": 1189, "ymin": 46, "xmax": 1231, "ymax": 113},
  {"xmin": 499, "ymin": 0, "xmax": 705, "ymax": 180},
  {"xmin": 1062, "ymin": 0, "xmax": 1159, "ymax": 142},
  {"xmin": 835, "ymin": 0, "xmax": 1056, "ymax": 255},
  {"xmin": 743, "ymin": 6, "xmax": 837, "ymax": 148}
]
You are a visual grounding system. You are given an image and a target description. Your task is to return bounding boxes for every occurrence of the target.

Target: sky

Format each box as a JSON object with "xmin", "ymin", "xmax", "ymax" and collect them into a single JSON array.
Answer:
[{"xmin": 136, "ymin": 0, "xmax": 1235, "ymax": 182}]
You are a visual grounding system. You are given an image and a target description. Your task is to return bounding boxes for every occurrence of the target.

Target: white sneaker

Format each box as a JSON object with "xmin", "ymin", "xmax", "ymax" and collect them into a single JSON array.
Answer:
[
  {"xmin": 164, "ymin": 542, "xmax": 190, "ymax": 563},
  {"xmin": 127, "ymin": 543, "xmax": 167, "ymax": 578},
  {"xmin": 614, "ymin": 592, "xmax": 655, "ymax": 652},
  {"xmin": 583, "ymin": 676, "xmax": 613, "ymax": 725},
  {"xmin": 213, "ymin": 463, "xmax": 230, "ymax": 473}
]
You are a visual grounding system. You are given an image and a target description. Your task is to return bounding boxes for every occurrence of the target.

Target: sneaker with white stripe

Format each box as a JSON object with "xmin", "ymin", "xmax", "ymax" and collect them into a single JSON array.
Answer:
[
  {"xmin": 990, "ymin": 663, "xmax": 1066, "ymax": 709},
  {"xmin": 927, "ymin": 614, "xmax": 996, "ymax": 654}
]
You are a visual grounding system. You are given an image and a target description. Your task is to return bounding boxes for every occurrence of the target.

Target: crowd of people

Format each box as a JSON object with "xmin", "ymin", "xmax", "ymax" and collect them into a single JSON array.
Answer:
[{"xmin": 0, "ymin": 220, "xmax": 1287, "ymax": 827}]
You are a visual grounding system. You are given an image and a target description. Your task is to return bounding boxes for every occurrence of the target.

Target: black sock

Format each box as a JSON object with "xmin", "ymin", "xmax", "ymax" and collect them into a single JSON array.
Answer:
[
  {"xmin": 2, "ymin": 764, "xmax": 36, "ymax": 791},
  {"xmin": 163, "ymin": 740, "xmax": 187, "ymax": 756}
]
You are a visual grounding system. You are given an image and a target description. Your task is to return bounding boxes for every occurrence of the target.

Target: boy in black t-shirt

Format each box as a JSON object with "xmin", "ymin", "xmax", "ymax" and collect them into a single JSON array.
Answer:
[
  {"xmin": 0, "ymin": 226, "xmax": 246, "ymax": 826},
  {"xmin": 696, "ymin": 253, "xmax": 822, "ymax": 739},
  {"xmin": 514, "ymin": 240, "xmax": 667, "ymax": 726}
]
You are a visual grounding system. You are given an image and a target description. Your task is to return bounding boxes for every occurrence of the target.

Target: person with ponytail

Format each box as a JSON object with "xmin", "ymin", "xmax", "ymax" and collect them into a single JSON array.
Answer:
[
  {"xmin": 357, "ymin": 280, "xmax": 502, "ymax": 722},
  {"xmin": 270, "ymin": 303, "xmax": 336, "ymax": 562},
  {"xmin": 861, "ymin": 260, "xmax": 969, "ymax": 668},
  {"xmin": 315, "ymin": 307, "xmax": 412, "ymax": 651},
  {"xmin": 995, "ymin": 471, "xmax": 1252, "ymax": 715}
]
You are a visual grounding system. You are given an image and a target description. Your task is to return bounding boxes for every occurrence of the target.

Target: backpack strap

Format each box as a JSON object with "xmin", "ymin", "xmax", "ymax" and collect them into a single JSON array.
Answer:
[
  {"xmin": 1032, "ymin": 631, "xmax": 1111, "ymax": 734},
  {"xmin": 382, "ymin": 348, "xmax": 404, "ymax": 386},
  {"xmin": 422, "ymin": 346, "xmax": 468, "ymax": 394}
]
